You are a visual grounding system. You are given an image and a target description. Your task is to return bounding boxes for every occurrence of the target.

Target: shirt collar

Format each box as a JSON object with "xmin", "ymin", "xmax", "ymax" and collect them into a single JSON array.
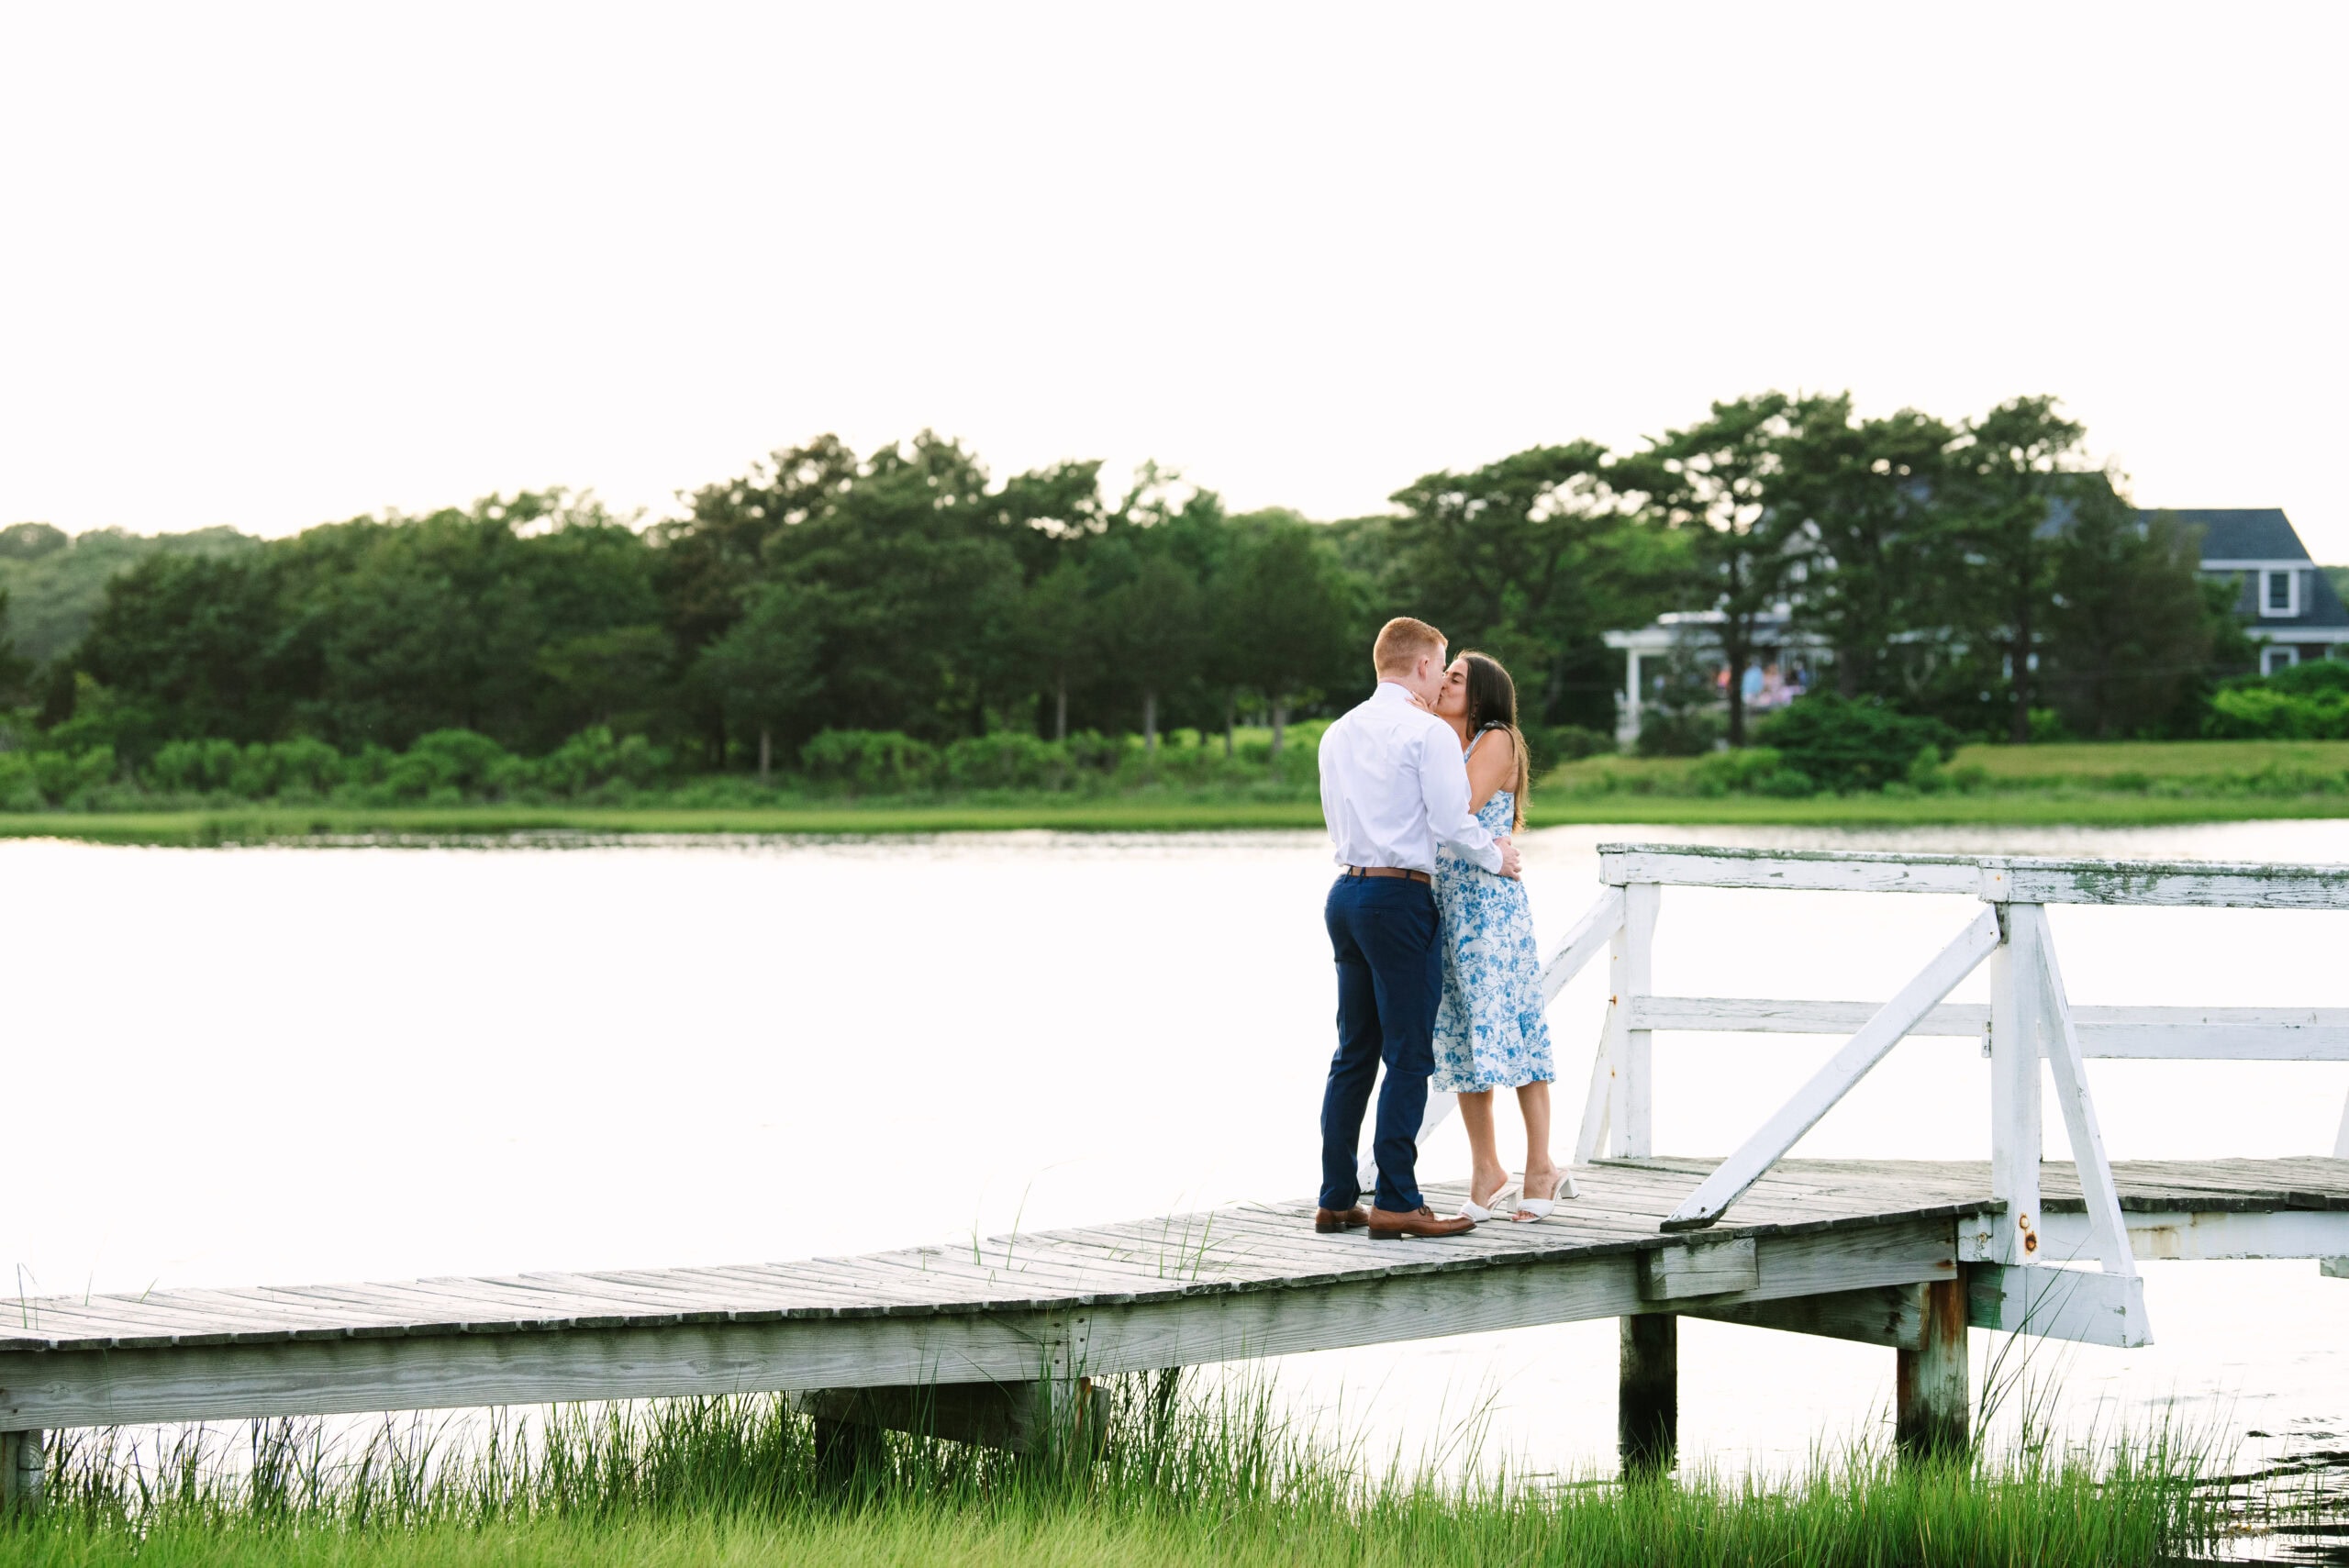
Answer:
[{"xmin": 1373, "ymin": 680, "xmax": 1417, "ymax": 706}]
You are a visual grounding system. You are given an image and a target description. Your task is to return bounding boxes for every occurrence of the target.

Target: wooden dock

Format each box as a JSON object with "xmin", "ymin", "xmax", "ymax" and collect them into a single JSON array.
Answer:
[{"xmin": 6, "ymin": 842, "xmax": 2349, "ymax": 1506}]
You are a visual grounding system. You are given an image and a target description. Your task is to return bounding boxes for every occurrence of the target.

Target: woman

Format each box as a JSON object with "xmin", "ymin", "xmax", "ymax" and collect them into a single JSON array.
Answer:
[{"xmin": 1429, "ymin": 651, "xmax": 1573, "ymax": 1222}]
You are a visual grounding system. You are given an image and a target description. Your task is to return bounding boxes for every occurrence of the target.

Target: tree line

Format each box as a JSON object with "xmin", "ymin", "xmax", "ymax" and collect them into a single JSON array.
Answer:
[{"xmin": 0, "ymin": 392, "xmax": 2260, "ymax": 783}]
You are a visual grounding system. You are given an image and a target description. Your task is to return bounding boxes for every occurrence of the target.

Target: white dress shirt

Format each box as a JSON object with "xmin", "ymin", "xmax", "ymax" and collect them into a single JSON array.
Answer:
[{"xmin": 1319, "ymin": 682, "xmax": 1503, "ymax": 875}]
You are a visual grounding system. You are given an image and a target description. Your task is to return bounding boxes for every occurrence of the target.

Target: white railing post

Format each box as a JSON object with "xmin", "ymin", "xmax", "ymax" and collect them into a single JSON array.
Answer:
[
  {"xmin": 1988, "ymin": 904, "xmax": 2044, "ymax": 1265},
  {"xmin": 1609, "ymin": 883, "xmax": 1660, "ymax": 1158},
  {"xmin": 2019, "ymin": 904, "xmax": 2137, "ymax": 1279}
]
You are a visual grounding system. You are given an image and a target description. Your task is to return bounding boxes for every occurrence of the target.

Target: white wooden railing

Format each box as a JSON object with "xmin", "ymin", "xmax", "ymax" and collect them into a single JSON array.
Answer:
[{"xmin": 1531, "ymin": 842, "xmax": 2349, "ymax": 1346}]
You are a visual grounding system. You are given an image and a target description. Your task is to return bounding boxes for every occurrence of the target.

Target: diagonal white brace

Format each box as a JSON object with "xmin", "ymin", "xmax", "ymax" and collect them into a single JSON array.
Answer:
[
  {"xmin": 2018, "ymin": 904, "xmax": 2138, "ymax": 1279},
  {"xmin": 1542, "ymin": 886, "xmax": 1626, "ymax": 1006},
  {"xmin": 1661, "ymin": 907, "xmax": 2003, "ymax": 1231}
]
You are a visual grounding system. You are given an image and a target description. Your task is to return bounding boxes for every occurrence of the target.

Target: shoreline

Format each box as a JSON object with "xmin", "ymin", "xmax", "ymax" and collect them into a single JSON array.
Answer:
[{"xmin": 1, "ymin": 791, "xmax": 2346, "ymax": 847}]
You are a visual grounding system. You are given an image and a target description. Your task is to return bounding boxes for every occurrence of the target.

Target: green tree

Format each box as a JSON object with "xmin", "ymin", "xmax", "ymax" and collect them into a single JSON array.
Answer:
[
  {"xmin": 1943, "ymin": 396, "xmax": 2098, "ymax": 744},
  {"xmin": 1023, "ymin": 561, "xmax": 1099, "ymax": 742},
  {"xmin": 1383, "ymin": 441, "xmax": 1639, "ymax": 728},
  {"xmin": 1213, "ymin": 517, "xmax": 1357, "ymax": 758},
  {"xmin": 696, "ymin": 581, "xmax": 823, "ymax": 781},
  {"xmin": 1773, "ymin": 398, "xmax": 1962, "ymax": 701},
  {"xmin": 654, "ymin": 436, "xmax": 861, "ymax": 760},
  {"xmin": 1613, "ymin": 395, "xmax": 1808, "ymax": 746},
  {"xmin": 1094, "ymin": 550, "xmax": 1206, "ymax": 754},
  {"xmin": 73, "ymin": 553, "xmax": 293, "ymax": 751},
  {"xmin": 0, "ymin": 523, "xmax": 260, "ymax": 667},
  {"xmin": 0, "ymin": 589, "xmax": 31, "ymax": 707},
  {"xmin": 760, "ymin": 433, "xmax": 1026, "ymax": 744},
  {"xmin": 2042, "ymin": 501, "xmax": 2221, "ymax": 739}
]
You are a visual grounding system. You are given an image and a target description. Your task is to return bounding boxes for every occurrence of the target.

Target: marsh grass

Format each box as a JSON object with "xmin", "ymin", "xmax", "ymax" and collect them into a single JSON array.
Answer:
[{"xmin": 0, "ymin": 1373, "xmax": 2265, "ymax": 1567}]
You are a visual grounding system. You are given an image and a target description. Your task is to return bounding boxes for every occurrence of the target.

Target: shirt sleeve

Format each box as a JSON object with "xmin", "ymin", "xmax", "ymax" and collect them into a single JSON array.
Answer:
[{"xmin": 1419, "ymin": 722, "xmax": 1502, "ymax": 872}]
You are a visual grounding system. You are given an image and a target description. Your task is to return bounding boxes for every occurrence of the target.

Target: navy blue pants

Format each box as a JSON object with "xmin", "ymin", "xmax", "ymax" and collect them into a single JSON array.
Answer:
[{"xmin": 1319, "ymin": 873, "xmax": 1442, "ymax": 1215}]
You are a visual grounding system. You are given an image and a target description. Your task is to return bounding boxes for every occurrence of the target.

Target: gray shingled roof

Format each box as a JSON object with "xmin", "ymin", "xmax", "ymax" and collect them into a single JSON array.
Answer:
[{"xmin": 2143, "ymin": 507, "xmax": 2310, "ymax": 562}]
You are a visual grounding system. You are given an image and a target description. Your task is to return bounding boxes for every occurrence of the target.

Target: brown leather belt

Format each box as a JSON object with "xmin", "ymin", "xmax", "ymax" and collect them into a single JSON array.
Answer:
[{"xmin": 1342, "ymin": 865, "xmax": 1431, "ymax": 885}]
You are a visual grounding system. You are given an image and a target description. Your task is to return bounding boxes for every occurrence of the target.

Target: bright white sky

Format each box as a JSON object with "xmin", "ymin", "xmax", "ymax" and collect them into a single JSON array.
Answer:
[{"xmin": 3, "ymin": 4, "xmax": 2344, "ymax": 556}]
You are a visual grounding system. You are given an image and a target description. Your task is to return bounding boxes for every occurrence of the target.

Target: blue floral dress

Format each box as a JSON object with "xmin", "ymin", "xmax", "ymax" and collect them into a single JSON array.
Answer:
[{"xmin": 1431, "ymin": 730, "xmax": 1555, "ymax": 1093}]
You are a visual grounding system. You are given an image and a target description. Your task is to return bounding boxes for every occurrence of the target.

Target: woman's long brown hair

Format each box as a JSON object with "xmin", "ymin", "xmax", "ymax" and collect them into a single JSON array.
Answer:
[{"xmin": 1460, "ymin": 650, "xmax": 1530, "ymax": 831}]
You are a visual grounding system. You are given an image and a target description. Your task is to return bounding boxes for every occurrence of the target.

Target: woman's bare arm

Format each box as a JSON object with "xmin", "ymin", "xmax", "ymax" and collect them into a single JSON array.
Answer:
[{"xmin": 1464, "ymin": 728, "xmax": 1515, "ymax": 814}]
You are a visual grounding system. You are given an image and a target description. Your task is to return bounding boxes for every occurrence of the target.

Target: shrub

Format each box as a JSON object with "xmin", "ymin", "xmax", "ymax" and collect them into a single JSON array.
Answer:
[
  {"xmin": 2205, "ymin": 686, "xmax": 2349, "ymax": 740},
  {"xmin": 941, "ymin": 733, "xmax": 1069, "ymax": 791},
  {"xmin": 382, "ymin": 728, "xmax": 517, "ymax": 802},
  {"xmin": 2266, "ymin": 659, "xmax": 2349, "ymax": 697},
  {"xmin": 799, "ymin": 729, "xmax": 937, "ymax": 795},
  {"xmin": 225, "ymin": 738, "xmax": 345, "ymax": 799},
  {"xmin": 1757, "ymin": 695, "xmax": 1958, "ymax": 794},
  {"xmin": 1063, "ymin": 730, "xmax": 1124, "ymax": 773},
  {"xmin": 1636, "ymin": 707, "xmax": 1724, "ymax": 758},
  {"xmin": 1527, "ymin": 724, "xmax": 1612, "ymax": 773},
  {"xmin": 0, "ymin": 752, "xmax": 39, "ymax": 810},
  {"xmin": 148, "ymin": 737, "xmax": 244, "ymax": 794},
  {"xmin": 530, "ymin": 727, "xmax": 671, "ymax": 797},
  {"xmin": 28, "ymin": 744, "xmax": 114, "ymax": 805}
]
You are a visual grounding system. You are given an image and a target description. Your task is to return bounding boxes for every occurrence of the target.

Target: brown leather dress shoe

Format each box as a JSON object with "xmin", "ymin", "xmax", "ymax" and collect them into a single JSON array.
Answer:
[
  {"xmin": 1314, "ymin": 1206, "xmax": 1371, "ymax": 1233},
  {"xmin": 1368, "ymin": 1205, "xmax": 1476, "ymax": 1240}
]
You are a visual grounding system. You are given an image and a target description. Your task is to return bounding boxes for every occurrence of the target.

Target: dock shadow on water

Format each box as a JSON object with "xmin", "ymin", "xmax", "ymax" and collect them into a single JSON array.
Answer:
[{"xmin": 3, "ymin": 1371, "xmax": 2332, "ymax": 1567}]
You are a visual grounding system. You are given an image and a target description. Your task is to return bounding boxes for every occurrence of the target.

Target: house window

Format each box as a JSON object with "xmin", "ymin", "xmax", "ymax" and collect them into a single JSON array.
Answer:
[
  {"xmin": 2264, "ymin": 569, "xmax": 2299, "ymax": 617},
  {"xmin": 2264, "ymin": 645, "xmax": 2299, "ymax": 675}
]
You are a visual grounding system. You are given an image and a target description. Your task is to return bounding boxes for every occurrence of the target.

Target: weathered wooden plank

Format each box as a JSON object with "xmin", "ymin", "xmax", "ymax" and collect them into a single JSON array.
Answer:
[
  {"xmin": 1684, "ymin": 1284, "xmax": 1925, "ymax": 1348},
  {"xmin": 0, "ymin": 1211, "xmax": 1965, "ymax": 1423},
  {"xmin": 1991, "ymin": 857, "xmax": 2349, "ymax": 910},
  {"xmin": 1640, "ymin": 1238, "xmax": 1758, "ymax": 1300},
  {"xmin": 1597, "ymin": 840, "xmax": 2349, "ymax": 908},
  {"xmin": 1627, "ymin": 996, "xmax": 2349, "ymax": 1059},
  {"xmin": 848, "ymin": 1251, "xmax": 1144, "ymax": 1307},
  {"xmin": 1968, "ymin": 1263, "xmax": 2149, "ymax": 1348},
  {"xmin": 2041, "ymin": 1207, "xmax": 2349, "ymax": 1262},
  {"xmin": 1598, "ymin": 845, "xmax": 1982, "ymax": 896},
  {"xmin": 1989, "ymin": 921, "xmax": 2043, "ymax": 1265},
  {"xmin": 1616, "ymin": 883, "xmax": 1660, "ymax": 1158},
  {"xmin": 1662, "ymin": 908, "xmax": 2003, "ymax": 1231}
]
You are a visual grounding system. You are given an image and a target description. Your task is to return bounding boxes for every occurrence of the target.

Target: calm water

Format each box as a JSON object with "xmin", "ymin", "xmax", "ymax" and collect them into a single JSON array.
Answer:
[{"xmin": 9, "ymin": 819, "xmax": 2349, "ymax": 1483}]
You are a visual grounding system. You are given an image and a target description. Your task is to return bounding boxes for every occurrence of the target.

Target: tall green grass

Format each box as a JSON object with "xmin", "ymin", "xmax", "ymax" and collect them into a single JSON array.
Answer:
[{"xmin": 0, "ymin": 1373, "xmax": 2273, "ymax": 1567}]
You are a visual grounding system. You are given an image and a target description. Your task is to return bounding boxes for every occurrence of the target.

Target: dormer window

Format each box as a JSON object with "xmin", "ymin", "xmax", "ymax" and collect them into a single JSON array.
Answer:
[{"xmin": 2264, "ymin": 569, "xmax": 2300, "ymax": 617}]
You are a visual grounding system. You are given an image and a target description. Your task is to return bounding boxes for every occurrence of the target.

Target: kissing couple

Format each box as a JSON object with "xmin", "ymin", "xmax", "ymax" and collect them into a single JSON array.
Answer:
[{"xmin": 1313, "ymin": 617, "xmax": 1572, "ymax": 1240}]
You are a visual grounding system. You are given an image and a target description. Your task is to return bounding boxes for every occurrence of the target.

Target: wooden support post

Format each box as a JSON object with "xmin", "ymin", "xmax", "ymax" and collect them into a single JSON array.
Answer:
[
  {"xmin": 1895, "ymin": 1273, "xmax": 1970, "ymax": 1462},
  {"xmin": 1619, "ymin": 1313, "xmax": 1676, "ymax": 1473},
  {"xmin": 799, "ymin": 1378, "xmax": 1103, "ymax": 1459},
  {"xmin": 0, "ymin": 1429, "xmax": 44, "ymax": 1515},
  {"xmin": 810, "ymin": 1412, "xmax": 889, "ymax": 1488},
  {"xmin": 1609, "ymin": 883, "xmax": 1660, "ymax": 1159},
  {"xmin": 1988, "ymin": 907, "xmax": 2043, "ymax": 1264}
]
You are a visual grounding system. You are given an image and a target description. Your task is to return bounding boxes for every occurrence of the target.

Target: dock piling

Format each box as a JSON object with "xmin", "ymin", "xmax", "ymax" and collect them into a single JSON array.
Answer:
[
  {"xmin": 1619, "ymin": 1314, "xmax": 1677, "ymax": 1473},
  {"xmin": 0, "ymin": 1429, "xmax": 43, "ymax": 1515},
  {"xmin": 1895, "ymin": 1273, "xmax": 1970, "ymax": 1462}
]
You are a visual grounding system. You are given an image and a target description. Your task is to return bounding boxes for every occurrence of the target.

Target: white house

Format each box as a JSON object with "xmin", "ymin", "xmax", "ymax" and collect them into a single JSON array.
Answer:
[
  {"xmin": 1603, "ymin": 506, "xmax": 2343, "ymax": 745},
  {"xmin": 2181, "ymin": 508, "xmax": 2349, "ymax": 674}
]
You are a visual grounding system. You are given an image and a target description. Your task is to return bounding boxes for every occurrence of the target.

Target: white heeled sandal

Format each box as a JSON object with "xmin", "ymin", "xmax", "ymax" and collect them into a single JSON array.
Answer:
[
  {"xmin": 1461, "ymin": 1180, "xmax": 1518, "ymax": 1223},
  {"xmin": 1512, "ymin": 1168, "xmax": 1578, "ymax": 1222}
]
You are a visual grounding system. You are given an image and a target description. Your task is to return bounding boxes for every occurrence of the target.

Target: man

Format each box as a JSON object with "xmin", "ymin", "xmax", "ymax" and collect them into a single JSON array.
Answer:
[{"xmin": 1314, "ymin": 617, "xmax": 1521, "ymax": 1240}]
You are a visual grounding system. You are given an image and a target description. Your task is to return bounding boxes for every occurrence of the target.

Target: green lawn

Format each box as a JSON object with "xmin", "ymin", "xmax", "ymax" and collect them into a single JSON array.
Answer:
[{"xmin": 5, "ymin": 740, "xmax": 2349, "ymax": 844}]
